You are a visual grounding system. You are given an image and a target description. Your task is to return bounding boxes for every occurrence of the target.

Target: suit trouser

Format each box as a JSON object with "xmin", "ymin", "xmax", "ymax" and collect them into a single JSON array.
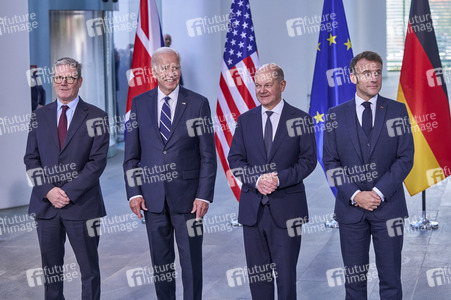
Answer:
[
  {"xmin": 35, "ymin": 213, "xmax": 101, "ymax": 300},
  {"xmin": 243, "ymin": 203, "xmax": 302, "ymax": 300},
  {"xmin": 144, "ymin": 201, "xmax": 203, "ymax": 300},
  {"xmin": 338, "ymin": 212, "xmax": 404, "ymax": 300}
]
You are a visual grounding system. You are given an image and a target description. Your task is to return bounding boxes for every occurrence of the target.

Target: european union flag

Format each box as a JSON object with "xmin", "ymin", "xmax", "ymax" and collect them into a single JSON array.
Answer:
[{"xmin": 309, "ymin": 0, "xmax": 355, "ymax": 196}]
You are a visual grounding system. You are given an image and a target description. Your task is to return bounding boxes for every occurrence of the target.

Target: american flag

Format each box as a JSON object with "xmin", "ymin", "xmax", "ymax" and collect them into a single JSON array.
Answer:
[
  {"xmin": 126, "ymin": 0, "xmax": 163, "ymax": 123},
  {"xmin": 216, "ymin": 0, "xmax": 260, "ymax": 201}
]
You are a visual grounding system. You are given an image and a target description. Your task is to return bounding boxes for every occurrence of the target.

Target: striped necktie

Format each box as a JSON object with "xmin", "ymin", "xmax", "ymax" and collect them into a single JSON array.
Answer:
[{"xmin": 160, "ymin": 96, "xmax": 171, "ymax": 144}]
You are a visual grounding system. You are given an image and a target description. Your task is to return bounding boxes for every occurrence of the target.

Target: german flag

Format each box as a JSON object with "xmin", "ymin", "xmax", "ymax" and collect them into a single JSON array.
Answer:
[{"xmin": 397, "ymin": 0, "xmax": 451, "ymax": 196}]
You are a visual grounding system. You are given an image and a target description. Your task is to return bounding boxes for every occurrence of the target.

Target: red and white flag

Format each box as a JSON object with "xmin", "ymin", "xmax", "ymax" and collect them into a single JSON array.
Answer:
[
  {"xmin": 216, "ymin": 0, "xmax": 260, "ymax": 201},
  {"xmin": 126, "ymin": 0, "xmax": 163, "ymax": 122}
]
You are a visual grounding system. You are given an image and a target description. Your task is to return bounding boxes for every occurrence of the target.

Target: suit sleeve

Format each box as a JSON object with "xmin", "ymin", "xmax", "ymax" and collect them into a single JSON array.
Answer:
[
  {"xmin": 24, "ymin": 112, "xmax": 55, "ymax": 200},
  {"xmin": 123, "ymin": 99, "xmax": 143, "ymax": 200},
  {"xmin": 323, "ymin": 108, "xmax": 361, "ymax": 201},
  {"xmin": 277, "ymin": 114, "xmax": 317, "ymax": 189},
  {"xmin": 227, "ymin": 115, "xmax": 260, "ymax": 190},
  {"xmin": 195, "ymin": 98, "xmax": 217, "ymax": 202},
  {"xmin": 374, "ymin": 104, "xmax": 414, "ymax": 199},
  {"xmin": 62, "ymin": 114, "xmax": 109, "ymax": 202}
]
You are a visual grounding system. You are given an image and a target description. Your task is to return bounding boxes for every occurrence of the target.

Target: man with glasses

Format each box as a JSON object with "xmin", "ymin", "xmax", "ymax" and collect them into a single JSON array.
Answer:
[
  {"xmin": 323, "ymin": 51, "xmax": 414, "ymax": 299},
  {"xmin": 24, "ymin": 57, "xmax": 109, "ymax": 300}
]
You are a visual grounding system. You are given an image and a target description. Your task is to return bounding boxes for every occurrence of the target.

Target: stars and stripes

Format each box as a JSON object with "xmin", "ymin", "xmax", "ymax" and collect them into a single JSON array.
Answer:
[{"xmin": 215, "ymin": 0, "xmax": 260, "ymax": 201}]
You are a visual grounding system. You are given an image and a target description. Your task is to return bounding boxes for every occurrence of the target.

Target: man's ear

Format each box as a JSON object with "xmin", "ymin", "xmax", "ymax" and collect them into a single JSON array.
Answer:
[
  {"xmin": 280, "ymin": 80, "xmax": 287, "ymax": 92},
  {"xmin": 350, "ymin": 73, "xmax": 358, "ymax": 84}
]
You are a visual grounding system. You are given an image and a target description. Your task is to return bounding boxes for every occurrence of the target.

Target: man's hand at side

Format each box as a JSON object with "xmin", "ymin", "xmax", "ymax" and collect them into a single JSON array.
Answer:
[
  {"xmin": 191, "ymin": 199, "xmax": 209, "ymax": 220},
  {"xmin": 130, "ymin": 197, "xmax": 148, "ymax": 220}
]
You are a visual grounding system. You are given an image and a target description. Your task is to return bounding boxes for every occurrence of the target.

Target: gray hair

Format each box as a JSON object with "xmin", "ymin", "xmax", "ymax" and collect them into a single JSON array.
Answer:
[
  {"xmin": 151, "ymin": 47, "xmax": 181, "ymax": 69},
  {"xmin": 255, "ymin": 63, "xmax": 284, "ymax": 82},
  {"xmin": 54, "ymin": 57, "xmax": 82, "ymax": 78}
]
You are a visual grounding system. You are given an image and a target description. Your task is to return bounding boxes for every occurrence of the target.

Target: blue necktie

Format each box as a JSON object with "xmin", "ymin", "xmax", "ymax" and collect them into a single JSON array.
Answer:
[
  {"xmin": 160, "ymin": 96, "xmax": 171, "ymax": 144},
  {"xmin": 362, "ymin": 102, "xmax": 372, "ymax": 137},
  {"xmin": 264, "ymin": 111, "xmax": 274, "ymax": 158}
]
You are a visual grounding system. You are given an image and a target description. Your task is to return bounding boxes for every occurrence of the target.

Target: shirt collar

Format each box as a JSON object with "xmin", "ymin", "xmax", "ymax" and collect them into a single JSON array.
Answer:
[
  {"xmin": 57, "ymin": 96, "xmax": 79, "ymax": 111},
  {"xmin": 158, "ymin": 85, "xmax": 180, "ymax": 103},
  {"xmin": 262, "ymin": 99, "xmax": 284, "ymax": 116},
  {"xmin": 355, "ymin": 93, "xmax": 378, "ymax": 108}
]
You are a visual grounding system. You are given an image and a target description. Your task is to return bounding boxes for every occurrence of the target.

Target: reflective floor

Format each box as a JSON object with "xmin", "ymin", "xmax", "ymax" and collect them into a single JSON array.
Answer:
[{"xmin": 1, "ymin": 147, "xmax": 451, "ymax": 300}]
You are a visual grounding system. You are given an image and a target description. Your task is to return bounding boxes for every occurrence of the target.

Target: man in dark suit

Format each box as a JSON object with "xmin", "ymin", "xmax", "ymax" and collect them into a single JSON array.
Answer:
[
  {"xmin": 24, "ymin": 57, "xmax": 110, "ymax": 300},
  {"xmin": 228, "ymin": 63, "xmax": 317, "ymax": 299},
  {"xmin": 123, "ymin": 47, "xmax": 216, "ymax": 300},
  {"xmin": 323, "ymin": 51, "xmax": 414, "ymax": 300}
]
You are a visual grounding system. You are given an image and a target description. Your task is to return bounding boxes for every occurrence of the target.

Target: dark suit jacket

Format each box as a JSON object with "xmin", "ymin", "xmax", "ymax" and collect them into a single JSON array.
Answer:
[
  {"xmin": 24, "ymin": 98, "xmax": 109, "ymax": 220},
  {"xmin": 323, "ymin": 96, "xmax": 414, "ymax": 224},
  {"xmin": 123, "ymin": 86, "xmax": 217, "ymax": 213},
  {"xmin": 228, "ymin": 101, "xmax": 317, "ymax": 228}
]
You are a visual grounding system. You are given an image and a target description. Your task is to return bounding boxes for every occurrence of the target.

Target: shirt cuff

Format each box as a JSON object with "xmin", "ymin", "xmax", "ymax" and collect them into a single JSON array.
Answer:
[
  {"xmin": 372, "ymin": 187, "xmax": 385, "ymax": 201},
  {"xmin": 196, "ymin": 198, "xmax": 210, "ymax": 204},
  {"xmin": 350, "ymin": 190, "xmax": 360, "ymax": 205},
  {"xmin": 129, "ymin": 195, "xmax": 143, "ymax": 201}
]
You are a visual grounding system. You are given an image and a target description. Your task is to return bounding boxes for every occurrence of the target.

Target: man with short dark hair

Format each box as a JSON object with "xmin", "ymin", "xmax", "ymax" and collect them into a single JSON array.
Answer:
[
  {"xmin": 24, "ymin": 57, "xmax": 109, "ymax": 300},
  {"xmin": 323, "ymin": 51, "xmax": 414, "ymax": 299}
]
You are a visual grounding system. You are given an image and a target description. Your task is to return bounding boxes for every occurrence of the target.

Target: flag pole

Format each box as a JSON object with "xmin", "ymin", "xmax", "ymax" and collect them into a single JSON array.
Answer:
[{"xmin": 410, "ymin": 191, "xmax": 438, "ymax": 229}]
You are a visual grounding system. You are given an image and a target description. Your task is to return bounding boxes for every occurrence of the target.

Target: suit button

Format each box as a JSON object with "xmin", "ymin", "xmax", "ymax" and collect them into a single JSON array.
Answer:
[
  {"xmin": 163, "ymin": 151, "xmax": 167, "ymax": 154},
  {"xmin": 367, "ymin": 144, "xmax": 370, "ymax": 147}
]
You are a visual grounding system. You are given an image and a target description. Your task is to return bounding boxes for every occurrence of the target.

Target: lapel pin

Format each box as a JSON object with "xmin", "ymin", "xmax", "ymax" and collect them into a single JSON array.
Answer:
[{"xmin": 182, "ymin": 102, "xmax": 186, "ymax": 105}]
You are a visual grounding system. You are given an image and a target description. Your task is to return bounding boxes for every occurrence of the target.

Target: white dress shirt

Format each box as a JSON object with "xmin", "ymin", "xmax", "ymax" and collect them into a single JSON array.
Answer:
[
  {"xmin": 56, "ymin": 96, "xmax": 79, "ymax": 128},
  {"xmin": 355, "ymin": 94, "xmax": 377, "ymax": 127},
  {"xmin": 261, "ymin": 99, "xmax": 284, "ymax": 141},
  {"xmin": 157, "ymin": 85, "xmax": 179, "ymax": 126}
]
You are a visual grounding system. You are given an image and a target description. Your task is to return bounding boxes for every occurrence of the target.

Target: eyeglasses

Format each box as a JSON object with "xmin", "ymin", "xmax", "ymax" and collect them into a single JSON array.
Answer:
[{"xmin": 53, "ymin": 76, "xmax": 78, "ymax": 84}]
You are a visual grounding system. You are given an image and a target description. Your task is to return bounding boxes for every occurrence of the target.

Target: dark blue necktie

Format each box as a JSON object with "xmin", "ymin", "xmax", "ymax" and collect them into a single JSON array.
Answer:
[
  {"xmin": 362, "ymin": 102, "xmax": 372, "ymax": 137},
  {"xmin": 160, "ymin": 96, "xmax": 171, "ymax": 144},
  {"xmin": 264, "ymin": 111, "xmax": 274, "ymax": 158},
  {"xmin": 262, "ymin": 111, "xmax": 274, "ymax": 205}
]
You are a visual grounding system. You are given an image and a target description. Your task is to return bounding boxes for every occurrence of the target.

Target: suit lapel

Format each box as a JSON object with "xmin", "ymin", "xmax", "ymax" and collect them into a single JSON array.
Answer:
[
  {"xmin": 165, "ymin": 87, "xmax": 188, "ymax": 145},
  {"xmin": 252, "ymin": 106, "xmax": 267, "ymax": 161},
  {"xmin": 146, "ymin": 89, "xmax": 162, "ymax": 144},
  {"xmin": 61, "ymin": 98, "xmax": 88, "ymax": 152},
  {"xmin": 45, "ymin": 101, "xmax": 60, "ymax": 149},
  {"xmin": 369, "ymin": 96, "xmax": 387, "ymax": 156},
  {"xmin": 345, "ymin": 99, "xmax": 363, "ymax": 163},
  {"xmin": 267, "ymin": 102, "xmax": 290, "ymax": 162}
]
